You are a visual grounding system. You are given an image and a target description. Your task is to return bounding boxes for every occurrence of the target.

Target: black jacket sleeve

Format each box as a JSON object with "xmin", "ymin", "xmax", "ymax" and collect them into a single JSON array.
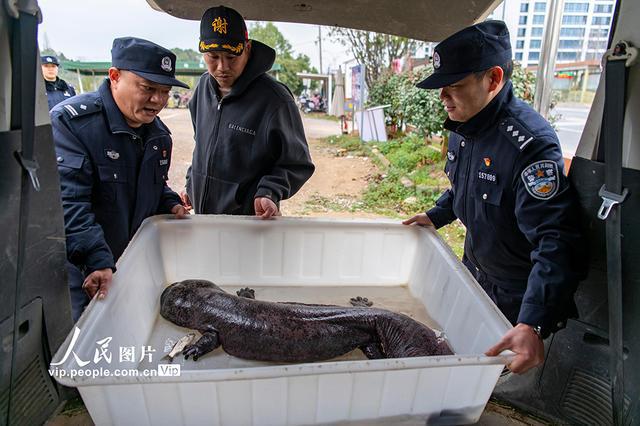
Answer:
[
  {"xmin": 255, "ymin": 100, "xmax": 315, "ymax": 202},
  {"xmin": 51, "ymin": 112, "xmax": 115, "ymax": 273},
  {"xmin": 426, "ymin": 189, "xmax": 458, "ymax": 229},
  {"xmin": 513, "ymin": 138, "xmax": 584, "ymax": 335},
  {"xmin": 156, "ymin": 143, "xmax": 182, "ymax": 213},
  {"xmin": 185, "ymin": 88, "xmax": 199, "ymax": 198}
]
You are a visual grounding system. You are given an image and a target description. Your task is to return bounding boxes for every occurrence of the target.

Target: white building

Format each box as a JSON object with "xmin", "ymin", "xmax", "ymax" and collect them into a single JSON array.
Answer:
[{"xmin": 491, "ymin": 0, "xmax": 615, "ymax": 67}]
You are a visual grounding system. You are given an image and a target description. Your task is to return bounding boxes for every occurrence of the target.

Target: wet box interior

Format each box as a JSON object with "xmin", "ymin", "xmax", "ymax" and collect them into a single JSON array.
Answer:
[{"xmin": 52, "ymin": 216, "xmax": 511, "ymax": 425}]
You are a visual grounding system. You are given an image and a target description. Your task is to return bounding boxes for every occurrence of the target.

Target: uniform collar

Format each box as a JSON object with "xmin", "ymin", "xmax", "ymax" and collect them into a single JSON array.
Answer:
[
  {"xmin": 98, "ymin": 79, "xmax": 171, "ymax": 138},
  {"xmin": 45, "ymin": 77, "xmax": 67, "ymax": 91},
  {"xmin": 444, "ymin": 80, "xmax": 513, "ymax": 138}
]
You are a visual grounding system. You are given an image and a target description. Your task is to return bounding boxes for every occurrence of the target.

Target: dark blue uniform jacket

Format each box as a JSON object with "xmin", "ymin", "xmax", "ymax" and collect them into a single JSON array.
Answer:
[
  {"xmin": 427, "ymin": 81, "xmax": 584, "ymax": 335},
  {"xmin": 51, "ymin": 80, "xmax": 182, "ymax": 274},
  {"xmin": 45, "ymin": 77, "xmax": 76, "ymax": 110}
]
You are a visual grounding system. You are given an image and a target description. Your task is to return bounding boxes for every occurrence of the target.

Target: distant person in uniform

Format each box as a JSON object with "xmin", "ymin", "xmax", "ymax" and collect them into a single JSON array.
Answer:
[
  {"xmin": 41, "ymin": 55, "xmax": 76, "ymax": 110},
  {"xmin": 181, "ymin": 5, "xmax": 314, "ymax": 218},
  {"xmin": 403, "ymin": 21, "xmax": 584, "ymax": 374},
  {"xmin": 50, "ymin": 37, "xmax": 189, "ymax": 321},
  {"xmin": 172, "ymin": 90, "xmax": 182, "ymax": 108}
]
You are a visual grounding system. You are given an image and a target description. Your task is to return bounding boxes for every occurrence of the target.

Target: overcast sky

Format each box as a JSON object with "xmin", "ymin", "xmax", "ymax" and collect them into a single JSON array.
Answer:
[{"xmin": 37, "ymin": 0, "xmax": 352, "ymax": 73}]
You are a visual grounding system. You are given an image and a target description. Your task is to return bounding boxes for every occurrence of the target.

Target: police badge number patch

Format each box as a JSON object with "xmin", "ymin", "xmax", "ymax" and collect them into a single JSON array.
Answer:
[{"xmin": 521, "ymin": 160, "xmax": 559, "ymax": 200}]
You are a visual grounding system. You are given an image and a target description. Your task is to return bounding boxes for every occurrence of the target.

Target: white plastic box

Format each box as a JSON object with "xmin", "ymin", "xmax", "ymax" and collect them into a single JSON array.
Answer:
[{"xmin": 51, "ymin": 216, "xmax": 512, "ymax": 425}]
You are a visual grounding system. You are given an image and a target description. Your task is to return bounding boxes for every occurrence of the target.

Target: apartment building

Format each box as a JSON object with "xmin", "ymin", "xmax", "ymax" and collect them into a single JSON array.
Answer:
[{"xmin": 491, "ymin": 0, "xmax": 615, "ymax": 67}]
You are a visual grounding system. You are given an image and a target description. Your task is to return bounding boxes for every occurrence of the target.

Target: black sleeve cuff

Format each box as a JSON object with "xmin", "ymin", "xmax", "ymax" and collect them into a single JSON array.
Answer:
[
  {"xmin": 426, "ymin": 207, "xmax": 454, "ymax": 229},
  {"xmin": 255, "ymin": 188, "xmax": 281, "ymax": 204},
  {"xmin": 517, "ymin": 303, "xmax": 568, "ymax": 339}
]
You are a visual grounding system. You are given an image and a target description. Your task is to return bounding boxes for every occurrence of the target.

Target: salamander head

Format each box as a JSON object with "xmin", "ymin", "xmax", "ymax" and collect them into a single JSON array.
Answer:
[{"xmin": 160, "ymin": 279, "xmax": 224, "ymax": 324}]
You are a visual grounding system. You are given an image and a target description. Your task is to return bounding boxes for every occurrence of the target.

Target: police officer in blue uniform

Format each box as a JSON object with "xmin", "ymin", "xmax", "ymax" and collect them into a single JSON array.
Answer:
[
  {"xmin": 404, "ymin": 21, "xmax": 584, "ymax": 373},
  {"xmin": 51, "ymin": 37, "xmax": 190, "ymax": 321},
  {"xmin": 41, "ymin": 55, "xmax": 77, "ymax": 110}
]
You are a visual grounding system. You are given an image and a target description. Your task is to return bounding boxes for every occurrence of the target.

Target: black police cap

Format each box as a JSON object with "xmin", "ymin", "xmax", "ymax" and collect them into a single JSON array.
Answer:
[
  {"xmin": 199, "ymin": 6, "xmax": 248, "ymax": 56},
  {"xmin": 417, "ymin": 20, "xmax": 512, "ymax": 90},
  {"xmin": 111, "ymin": 37, "xmax": 189, "ymax": 89},
  {"xmin": 41, "ymin": 55, "xmax": 60, "ymax": 66}
]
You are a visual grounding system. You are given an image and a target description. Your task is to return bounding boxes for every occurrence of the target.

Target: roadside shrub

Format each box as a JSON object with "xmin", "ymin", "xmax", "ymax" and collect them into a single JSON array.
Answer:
[
  {"xmin": 512, "ymin": 61, "xmax": 535, "ymax": 104},
  {"xmin": 366, "ymin": 71, "xmax": 407, "ymax": 128},
  {"xmin": 400, "ymin": 66, "xmax": 448, "ymax": 138},
  {"xmin": 367, "ymin": 62, "xmax": 536, "ymax": 137}
]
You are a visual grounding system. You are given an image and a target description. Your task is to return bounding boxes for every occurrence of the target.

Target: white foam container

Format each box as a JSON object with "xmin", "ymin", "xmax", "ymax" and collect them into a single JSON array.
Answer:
[{"xmin": 51, "ymin": 215, "xmax": 512, "ymax": 425}]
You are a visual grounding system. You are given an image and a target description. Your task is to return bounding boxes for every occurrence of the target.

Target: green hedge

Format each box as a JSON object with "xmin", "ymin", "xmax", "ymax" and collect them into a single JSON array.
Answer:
[{"xmin": 367, "ymin": 63, "xmax": 535, "ymax": 138}]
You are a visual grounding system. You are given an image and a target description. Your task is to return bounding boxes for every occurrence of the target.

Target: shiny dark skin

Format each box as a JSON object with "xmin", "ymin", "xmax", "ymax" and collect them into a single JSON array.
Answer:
[{"xmin": 160, "ymin": 279, "xmax": 453, "ymax": 362}]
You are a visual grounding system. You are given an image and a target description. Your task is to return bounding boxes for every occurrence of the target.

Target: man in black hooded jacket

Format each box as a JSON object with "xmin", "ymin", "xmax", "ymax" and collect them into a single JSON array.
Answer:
[{"xmin": 182, "ymin": 6, "xmax": 314, "ymax": 218}]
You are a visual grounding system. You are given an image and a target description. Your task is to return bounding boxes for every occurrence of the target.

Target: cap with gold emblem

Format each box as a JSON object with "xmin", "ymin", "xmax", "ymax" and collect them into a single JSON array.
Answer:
[{"xmin": 199, "ymin": 6, "xmax": 248, "ymax": 56}]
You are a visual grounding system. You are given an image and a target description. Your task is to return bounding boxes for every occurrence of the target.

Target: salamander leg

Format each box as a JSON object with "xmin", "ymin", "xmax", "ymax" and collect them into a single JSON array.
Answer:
[
  {"xmin": 359, "ymin": 343, "xmax": 385, "ymax": 359},
  {"xmin": 350, "ymin": 296, "xmax": 373, "ymax": 307},
  {"xmin": 183, "ymin": 331, "xmax": 220, "ymax": 361},
  {"xmin": 236, "ymin": 287, "xmax": 256, "ymax": 299}
]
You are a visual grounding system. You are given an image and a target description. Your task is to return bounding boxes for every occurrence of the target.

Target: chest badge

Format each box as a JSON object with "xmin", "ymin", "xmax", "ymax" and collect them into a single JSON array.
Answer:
[
  {"xmin": 521, "ymin": 160, "xmax": 559, "ymax": 200},
  {"xmin": 484, "ymin": 157, "xmax": 491, "ymax": 167},
  {"xmin": 162, "ymin": 149, "xmax": 167, "ymax": 158},
  {"xmin": 447, "ymin": 151, "xmax": 456, "ymax": 161},
  {"xmin": 106, "ymin": 149, "xmax": 120, "ymax": 160}
]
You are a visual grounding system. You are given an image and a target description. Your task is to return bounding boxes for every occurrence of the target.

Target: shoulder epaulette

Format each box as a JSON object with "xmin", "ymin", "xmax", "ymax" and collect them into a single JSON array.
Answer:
[
  {"xmin": 62, "ymin": 101, "xmax": 102, "ymax": 119},
  {"xmin": 499, "ymin": 117, "xmax": 536, "ymax": 151}
]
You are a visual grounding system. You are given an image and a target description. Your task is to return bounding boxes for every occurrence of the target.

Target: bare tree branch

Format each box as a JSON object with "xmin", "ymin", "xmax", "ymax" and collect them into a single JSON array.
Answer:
[{"xmin": 329, "ymin": 27, "xmax": 421, "ymax": 88}]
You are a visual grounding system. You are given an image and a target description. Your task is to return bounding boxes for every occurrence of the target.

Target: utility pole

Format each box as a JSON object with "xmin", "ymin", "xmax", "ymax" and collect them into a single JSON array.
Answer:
[{"xmin": 318, "ymin": 25, "xmax": 323, "ymax": 74}]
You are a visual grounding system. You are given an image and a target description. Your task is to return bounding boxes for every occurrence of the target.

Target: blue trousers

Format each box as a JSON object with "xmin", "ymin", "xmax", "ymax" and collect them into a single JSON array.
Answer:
[{"xmin": 462, "ymin": 256, "xmax": 525, "ymax": 326}]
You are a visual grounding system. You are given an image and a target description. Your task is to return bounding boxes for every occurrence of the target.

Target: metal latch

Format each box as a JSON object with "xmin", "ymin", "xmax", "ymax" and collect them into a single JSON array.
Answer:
[
  {"xmin": 14, "ymin": 151, "xmax": 41, "ymax": 192},
  {"xmin": 597, "ymin": 184, "xmax": 628, "ymax": 220},
  {"xmin": 603, "ymin": 41, "xmax": 638, "ymax": 67},
  {"xmin": 4, "ymin": 0, "xmax": 42, "ymax": 21}
]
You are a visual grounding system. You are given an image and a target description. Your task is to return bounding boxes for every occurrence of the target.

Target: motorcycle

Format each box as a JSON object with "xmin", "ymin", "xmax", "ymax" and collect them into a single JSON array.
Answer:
[{"xmin": 298, "ymin": 94, "xmax": 327, "ymax": 113}]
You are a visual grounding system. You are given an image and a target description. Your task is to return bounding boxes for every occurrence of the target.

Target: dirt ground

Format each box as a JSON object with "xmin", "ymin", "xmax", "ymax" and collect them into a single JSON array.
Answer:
[{"xmin": 158, "ymin": 109, "xmax": 383, "ymax": 218}]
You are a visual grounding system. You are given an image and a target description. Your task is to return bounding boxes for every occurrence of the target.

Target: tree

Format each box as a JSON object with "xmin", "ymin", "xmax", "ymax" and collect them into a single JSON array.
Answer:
[
  {"xmin": 170, "ymin": 48, "xmax": 201, "ymax": 62},
  {"xmin": 39, "ymin": 47, "xmax": 69, "ymax": 61},
  {"xmin": 367, "ymin": 62, "xmax": 536, "ymax": 140},
  {"xmin": 249, "ymin": 22, "xmax": 316, "ymax": 95},
  {"xmin": 329, "ymin": 28, "xmax": 420, "ymax": 88}
]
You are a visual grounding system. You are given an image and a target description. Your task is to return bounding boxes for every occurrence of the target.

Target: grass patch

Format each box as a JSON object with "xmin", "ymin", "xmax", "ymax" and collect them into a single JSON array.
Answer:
[
  {"xmin": 375, "ymin": 134, "xmax": 442, "ymax": 172},
  {"xmin": 409, "ymin": 164, "xmax": 447, "ymax": 186},
  {"xmin": 319, "ymin": 133, "xmax": 466, "ymax": 257},
  {"xmin": 60, "ymin": 397, "xmax": 87, "ymax": 416},
  {"xmin": 437, "ymin": 221, "xmax": 466, "ymax": 259},
  {"xmin": 324, "ymin": 134, "xmax": 369, "ymax": 157},
  {"xmin": 302, "ymin": 194, "xmax": 363, "ymax": 214}
]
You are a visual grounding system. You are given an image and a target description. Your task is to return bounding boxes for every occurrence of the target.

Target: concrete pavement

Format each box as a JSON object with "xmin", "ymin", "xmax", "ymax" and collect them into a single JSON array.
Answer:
[{"xmin": 553, "ymin": 103, "xmax": 590, "ymax": 158}]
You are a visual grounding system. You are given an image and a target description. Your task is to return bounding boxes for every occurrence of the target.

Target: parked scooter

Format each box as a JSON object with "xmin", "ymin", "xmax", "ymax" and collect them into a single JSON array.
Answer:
[{"xmin": 298, "ymin": 93, "xmax": 326, "ymax": 113}]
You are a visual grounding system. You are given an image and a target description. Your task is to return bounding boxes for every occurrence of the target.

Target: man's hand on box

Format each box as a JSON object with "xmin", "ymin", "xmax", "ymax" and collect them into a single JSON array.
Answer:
[
  {"xmin": 485, "ymin": 323, "xmax": 544, "ymax": 374},
  {"xmin": 82, "ymin": 268, "xmax": 113, "ymax": 300},
  {"xmin": 402, "ymin": 213, "xmax": 434, "ymax": 227},
  {"xmin": 171, "ymin": 203, "xmax": 190, "ymax": 218},
  {"xmin": 254, "ymin": 197, "xmax": 280, "ymax": 219},
  {"xmin": 180, "ymin": 191, "xmax": 192, "ymax": 210}
]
